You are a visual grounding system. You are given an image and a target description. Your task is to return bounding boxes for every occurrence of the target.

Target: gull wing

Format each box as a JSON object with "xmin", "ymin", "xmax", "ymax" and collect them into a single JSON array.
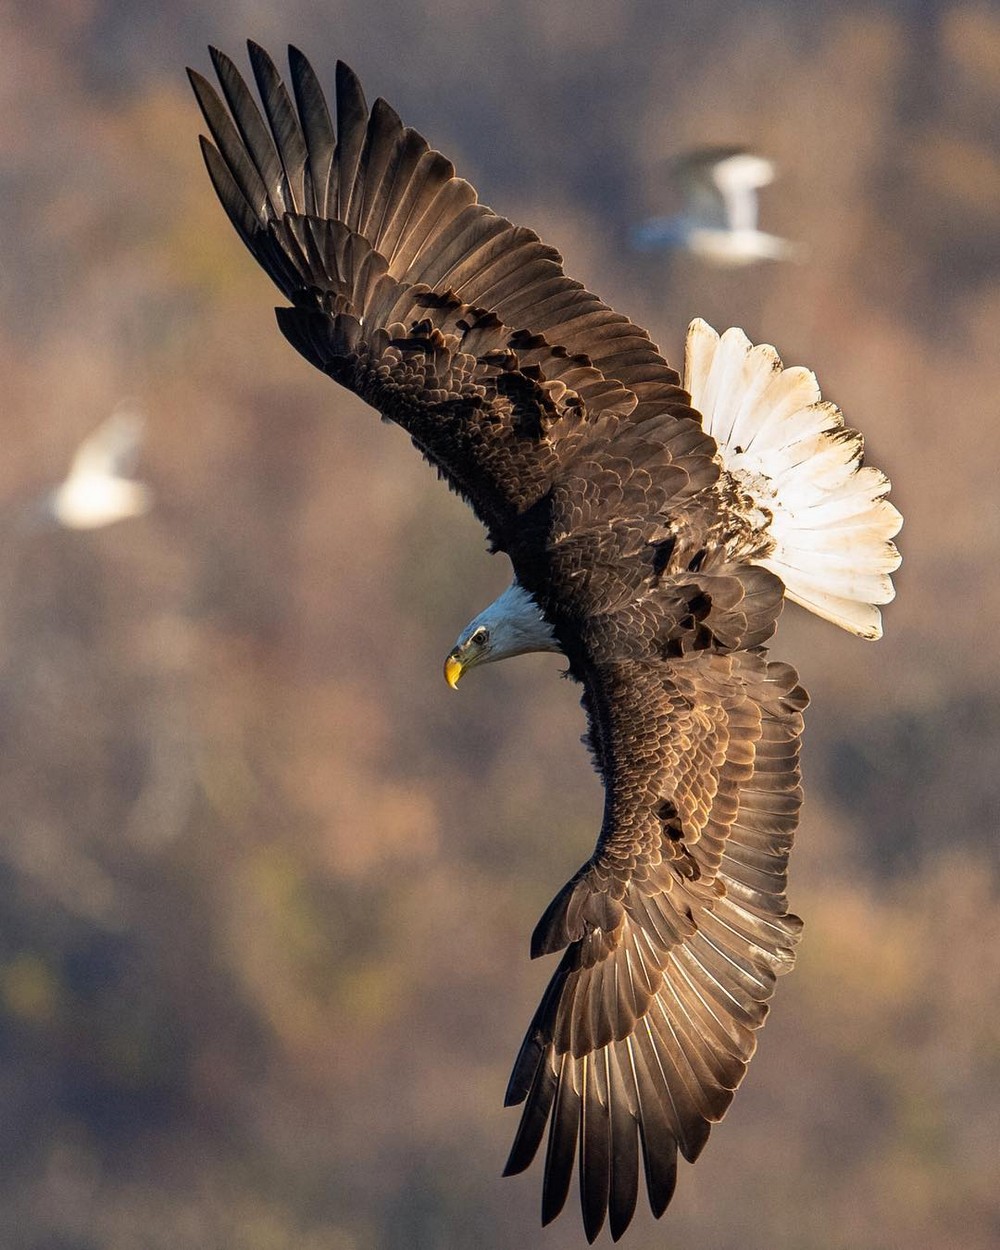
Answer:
[
  {"xmin": 68, "ymin": 404, "xmax": 146, "ymax": 481},
  {"xmin": 671, "ymin": 146, "xmax": 774, "ymax": 232}
]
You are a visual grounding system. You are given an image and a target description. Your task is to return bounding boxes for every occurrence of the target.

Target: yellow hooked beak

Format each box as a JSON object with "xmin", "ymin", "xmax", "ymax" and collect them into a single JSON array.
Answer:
[{"xmin": 444, "ymin": 652, "xmax": 464, "ymax": 689}]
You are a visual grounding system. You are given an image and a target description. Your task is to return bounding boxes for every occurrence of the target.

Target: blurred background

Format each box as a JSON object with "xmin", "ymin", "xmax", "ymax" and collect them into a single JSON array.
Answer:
[{"xmin": 1, "ymin": 1, "xmax": 998, "ymax": 1247}]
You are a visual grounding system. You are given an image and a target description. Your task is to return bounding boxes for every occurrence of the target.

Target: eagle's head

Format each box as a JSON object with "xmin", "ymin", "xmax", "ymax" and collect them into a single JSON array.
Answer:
[{"xmin": 444, "ymin": 582, "xmax": 560, "ymax": 688}]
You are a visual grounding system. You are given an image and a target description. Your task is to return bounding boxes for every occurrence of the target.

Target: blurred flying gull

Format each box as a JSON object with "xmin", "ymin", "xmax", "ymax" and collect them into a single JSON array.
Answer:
[
  {"xmin": 44, "ymin": 404, "xmax": 153, "ymax": 530},
  {"xmin": 632, "ymin": 146, "xmax": 803, "ymax": 266}
]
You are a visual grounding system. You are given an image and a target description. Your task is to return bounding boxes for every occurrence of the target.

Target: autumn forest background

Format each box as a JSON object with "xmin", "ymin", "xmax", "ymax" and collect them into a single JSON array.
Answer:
[{"xmin": 0, "ymin": 1, "xmax": 997, "ymax": 1247}]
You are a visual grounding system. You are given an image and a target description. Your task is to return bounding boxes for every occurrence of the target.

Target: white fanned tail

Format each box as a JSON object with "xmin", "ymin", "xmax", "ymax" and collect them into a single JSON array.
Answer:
[{"xmin": 685, "ymin": 319, "xmax": 902, "ymax": 639}]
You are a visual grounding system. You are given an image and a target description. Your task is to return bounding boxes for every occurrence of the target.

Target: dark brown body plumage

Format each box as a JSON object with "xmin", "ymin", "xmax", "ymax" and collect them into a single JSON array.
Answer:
[{"xmin": 190, "ymin": 45, "xmax": 808, "ymax": 1242}]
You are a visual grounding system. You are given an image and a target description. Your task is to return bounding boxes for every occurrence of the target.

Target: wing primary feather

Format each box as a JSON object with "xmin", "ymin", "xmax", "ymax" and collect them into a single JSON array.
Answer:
[
  {"xmin": 333, "ymin": 60, "xmax": 369, "ymax": 224},
  {"xmin": 626, "ymin": 1032, "xmax": 680, "ymax": 1217},
  {"xmin": 189, "ymin": 70, "xmax": 270, "ymax": 223},
  {"xmin": 247, "ymin": 40, "xmax": 308, "ymax": 212},
  {"xmin": 579, "ymin": 1053, "xmax": 611, "ymax": 1243},
  {"xmin": 542, "ymin": 1053, "xmax": 580, "ymax": 1227},
  {"xmin": 503, "ymin": 1053, "xmax": 558, "ymax": 1176},
  {"xmin": 196, "ymin": 134, "xmax": 261, "ymax": 244},
  {"xmin": 505, "ymin": 951, "xmax": 572, "ymax": 1105},
  {"xmin": 208, "ymin": 46, "xmax": 286, "ymax": 213},
  {"xmin": 286, "ymin": 45, "xmax": 336, "ymax": 216},
  {"xmin": 606, "ymin": 1046, "xmax": 640, "ymax": 1241}
]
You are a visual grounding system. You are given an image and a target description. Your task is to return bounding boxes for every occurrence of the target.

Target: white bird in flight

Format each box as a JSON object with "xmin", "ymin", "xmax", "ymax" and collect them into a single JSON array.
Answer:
[
  {"xmin": 45, "ymin": 405, "xmax": 153, "ymax": 530},
  {"xmin": 632, "ymin": 146, "xmax": 803, "ymax": 266}
]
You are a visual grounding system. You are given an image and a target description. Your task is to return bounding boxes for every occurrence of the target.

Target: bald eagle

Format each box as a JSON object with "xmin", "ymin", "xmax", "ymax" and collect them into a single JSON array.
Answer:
[{"xmin": 190, "ymin": 45, "xmax": 902, "ymax": 1242}]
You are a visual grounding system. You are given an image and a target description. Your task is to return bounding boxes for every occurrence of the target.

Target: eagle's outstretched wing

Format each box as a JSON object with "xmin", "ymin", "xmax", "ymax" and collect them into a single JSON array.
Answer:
[
  {"xmin": 188, "ymin": 43, "xmax": 695, "ymax": 553},
  {"xmin": 504, "ymin": 650, "xmax": 807, "ymax": 1241},
  {"xmin": 189, "ymin": 45, "xmax": 833, "ymax": 1243}
]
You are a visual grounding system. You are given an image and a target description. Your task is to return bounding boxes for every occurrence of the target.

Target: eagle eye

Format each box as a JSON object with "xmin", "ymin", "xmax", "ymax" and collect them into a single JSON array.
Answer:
[{"xmin": 471, "ymin": 627, "xmax": 489, "ymax": 646}]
